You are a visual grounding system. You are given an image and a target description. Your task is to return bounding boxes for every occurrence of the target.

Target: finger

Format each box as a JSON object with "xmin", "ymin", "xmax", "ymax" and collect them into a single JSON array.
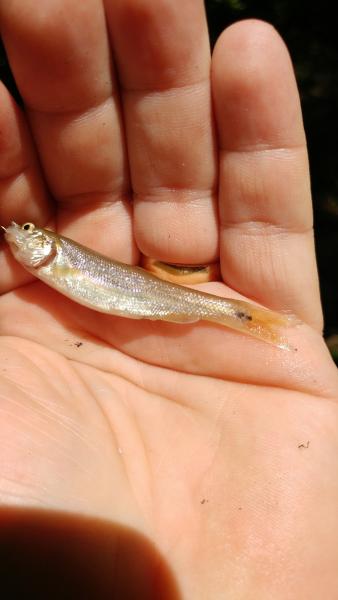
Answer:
[
  {"xmin": 212, "ymin": 20, "xmax": 322, "ymax": 330},
  {"xmin": 0, "ymin": 82, "xmax": 51, "ymax": 293},
  {"xmin": 0, "ymin": 0, "xmax": 137, "ymax": 263},
  {"xmin": 104, "ymin": 0, "xmax": 218, "ymax": 264}
]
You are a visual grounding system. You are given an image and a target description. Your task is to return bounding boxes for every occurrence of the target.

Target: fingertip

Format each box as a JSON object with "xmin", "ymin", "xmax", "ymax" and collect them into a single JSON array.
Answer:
[
  {"xmin": 212, "ymin": 19, "xmax": 290, "ymax": 74},
  {"xmin": 211, "ymin": 18, "xmax": 304, "ymax": 150}
]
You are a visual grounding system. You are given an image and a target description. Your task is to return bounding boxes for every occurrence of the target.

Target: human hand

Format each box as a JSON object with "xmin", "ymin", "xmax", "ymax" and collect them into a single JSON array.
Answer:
[{"xmin": 0, "ymin": 1, "xmax": 337, "ymax": 598}]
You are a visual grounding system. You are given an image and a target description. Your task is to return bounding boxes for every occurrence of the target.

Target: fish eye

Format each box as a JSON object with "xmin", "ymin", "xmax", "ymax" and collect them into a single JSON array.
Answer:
[{"xmin": 22, "ymin": 223, "xmax": 35, "ymax": 232}]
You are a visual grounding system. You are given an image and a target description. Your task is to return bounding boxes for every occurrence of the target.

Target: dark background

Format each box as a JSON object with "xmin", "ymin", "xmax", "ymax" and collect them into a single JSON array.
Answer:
[{"xmin": 1, "ymin": 0, "xmax": 337, "ymax": 363}]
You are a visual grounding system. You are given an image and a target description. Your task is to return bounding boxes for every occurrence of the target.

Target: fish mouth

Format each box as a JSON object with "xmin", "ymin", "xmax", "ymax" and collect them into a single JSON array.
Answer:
[{"xmin": 1, "ymin": 222, "xmax": 22, "ymax": 245}]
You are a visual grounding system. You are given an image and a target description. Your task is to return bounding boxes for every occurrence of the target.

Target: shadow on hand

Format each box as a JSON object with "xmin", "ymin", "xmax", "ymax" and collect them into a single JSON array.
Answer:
[{"xmin": 0, "ymin": 507, "xmax": 181, "ymax": 600}]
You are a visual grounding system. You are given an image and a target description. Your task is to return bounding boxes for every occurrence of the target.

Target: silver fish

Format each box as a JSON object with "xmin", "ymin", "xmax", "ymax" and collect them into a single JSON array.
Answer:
[{"xmin": 2, "ymin": 222, "xmax": 296, "ymax": 347}]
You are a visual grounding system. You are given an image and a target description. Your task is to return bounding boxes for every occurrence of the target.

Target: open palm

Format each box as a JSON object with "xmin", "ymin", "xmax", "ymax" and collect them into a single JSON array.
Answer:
[{"xmin": 1, "ymin": 2, "xmax": 337, "ymax": 598}]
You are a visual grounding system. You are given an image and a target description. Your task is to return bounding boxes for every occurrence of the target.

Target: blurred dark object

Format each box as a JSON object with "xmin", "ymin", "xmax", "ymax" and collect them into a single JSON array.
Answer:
[
  {"xmin": 1, "ymin": 2, "xmax": 337, "ymax": 363},
  {"xmin": 0, "ymin": 37, "xmax": 22, "ymax": 106}
]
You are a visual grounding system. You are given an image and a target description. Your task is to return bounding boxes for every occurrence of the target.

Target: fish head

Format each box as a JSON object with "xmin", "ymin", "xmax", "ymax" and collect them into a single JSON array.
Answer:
[{"xmin": 3, "ymin": 222, "xmax": 57, "ymax": 268}]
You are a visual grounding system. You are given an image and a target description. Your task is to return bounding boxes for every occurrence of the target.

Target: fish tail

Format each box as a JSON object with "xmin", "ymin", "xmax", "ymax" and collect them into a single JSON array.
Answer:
[{"xmin": 207, "ymin": 299, "xmax": 299, "ymax": 349}]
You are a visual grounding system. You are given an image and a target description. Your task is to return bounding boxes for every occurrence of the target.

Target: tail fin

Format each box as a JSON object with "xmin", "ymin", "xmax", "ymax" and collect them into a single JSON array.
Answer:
[{"xmin": 207, "ymin": 299, "xmax": 299, "ymax": 349}]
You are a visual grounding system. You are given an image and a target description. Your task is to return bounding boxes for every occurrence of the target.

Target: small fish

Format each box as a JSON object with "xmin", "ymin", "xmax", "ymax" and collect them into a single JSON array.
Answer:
[{"xmin": 2, "ymin": 222, "xmax": 297, "ymax": 348}]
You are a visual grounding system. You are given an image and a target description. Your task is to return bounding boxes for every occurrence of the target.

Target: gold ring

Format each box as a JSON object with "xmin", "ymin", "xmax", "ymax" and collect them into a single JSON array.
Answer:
[{"xmin": 141, "ymin": 256, "xmax": 221, "ymax": 284}]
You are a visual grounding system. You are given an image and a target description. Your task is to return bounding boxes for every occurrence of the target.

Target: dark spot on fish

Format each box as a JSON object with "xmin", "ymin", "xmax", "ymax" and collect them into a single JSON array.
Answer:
[
  {"xmin": 298, "ymin": 440, "xmax": 310, "ymax": 449},
  {"xmin": 235, "ymin": 311, "xmax": 252, "ymax": 321},
  {"xmin": 200, "ymin": 498, "xmax": 209, "ymax": 505},
  {"xmin": 74, "ymin": 341, "xmax": 83, "ymax": 348}
]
